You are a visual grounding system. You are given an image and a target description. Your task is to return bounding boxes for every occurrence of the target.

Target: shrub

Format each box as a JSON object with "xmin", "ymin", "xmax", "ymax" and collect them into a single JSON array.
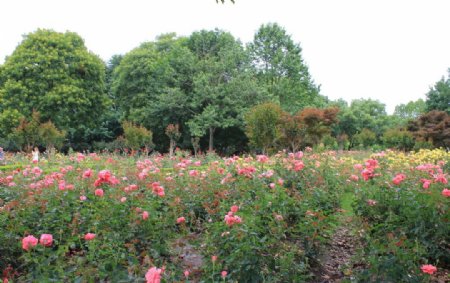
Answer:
[
  {"xmin": 382, "ymin": 128, "xmax": 415, "ymax": 151},
  {"xmin": 245, "ymin": 102, "xmax": 282, "ymax": 154},
  {"xmin": 122, "ymin": 121, "xmax": 154, "ymax": 150},
  {"xmin": 353, "ymin": 128, "xmax": 377, "ymax": 148}
]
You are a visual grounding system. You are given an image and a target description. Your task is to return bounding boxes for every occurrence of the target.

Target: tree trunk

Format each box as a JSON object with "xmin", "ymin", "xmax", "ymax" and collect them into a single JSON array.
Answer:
[
  {"xmin": 169, "ymin": 139, "xmax": 175, "ymax": 157},
  {"xmin": 209, "ymin": 127, "xmax": 215, "ymax": 152}
]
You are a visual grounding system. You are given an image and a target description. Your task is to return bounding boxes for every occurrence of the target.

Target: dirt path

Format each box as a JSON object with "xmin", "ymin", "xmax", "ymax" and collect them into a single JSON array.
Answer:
[
  {"xmin": 311, "ymin": 216, "xmax": 363, "ymax": 283},
  {"xmin": 310, "ymin": 191, "xmax": 364, "ymax": 283}
]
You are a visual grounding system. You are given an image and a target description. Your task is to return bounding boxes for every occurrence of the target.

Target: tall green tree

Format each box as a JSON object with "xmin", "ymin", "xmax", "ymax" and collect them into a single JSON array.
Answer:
[
  {"xmin": 425, "ymin": 69, "xmax": 450, "ymax": 114},
  {"xmin": 112, "ymin": 34, "xmax": 196, "ymax": 151},
  {"xmin": 394, "ymin": 99, "xmax": 427, "ymax": 121},
  {"xmin": 336, "ymin": 99, "xmax": 389, "ymax": 145},
  {"xmin": 248, "ymin": 23, "xmax": 323, "ymax": 113},
  {"xmin": 0, "ymin": 29, "xmax": 108, "ymax": 147},
  {"xmin": 187, "ymin": 29, "xmax": 263, "ymax": 152}
]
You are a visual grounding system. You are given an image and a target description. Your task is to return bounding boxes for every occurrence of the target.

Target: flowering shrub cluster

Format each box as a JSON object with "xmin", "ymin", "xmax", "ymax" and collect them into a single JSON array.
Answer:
[
  {"xmin": 0, "ymin": 148, "xmax": 448, "ymax": 282},
  {"xmin": 351, "ymin": 149, "xmax": 449, "ymax": 281},
  {"xmin": 0, "ymin": 150, "xmax": 343, "ymax": 282}
]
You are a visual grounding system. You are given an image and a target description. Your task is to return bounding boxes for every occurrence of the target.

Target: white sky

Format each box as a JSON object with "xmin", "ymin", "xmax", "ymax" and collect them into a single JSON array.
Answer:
[{"xmin": 1, "ymin": 0, "xmax": 449, "ymax": 114}]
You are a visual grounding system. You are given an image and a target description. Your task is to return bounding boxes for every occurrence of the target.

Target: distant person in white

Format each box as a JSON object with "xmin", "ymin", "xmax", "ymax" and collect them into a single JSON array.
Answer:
[{"xmin": 32, "ymin": 147, "xmax": 39, "ymax": 164}]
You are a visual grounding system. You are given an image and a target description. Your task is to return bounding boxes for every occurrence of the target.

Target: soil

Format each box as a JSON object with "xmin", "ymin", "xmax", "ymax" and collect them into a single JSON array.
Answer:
[
  {"xmin": 311, "ymin": 215, "xmax": 364, "ymax": 283},
  {"xmin": 170, "ymin": 233, "xmax": 204, "ymax": 282}
]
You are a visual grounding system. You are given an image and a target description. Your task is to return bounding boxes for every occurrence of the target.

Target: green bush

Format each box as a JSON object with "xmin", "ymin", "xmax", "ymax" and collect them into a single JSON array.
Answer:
[
  {"xmin": 382, "ymin": 128, "xmax": 415, "ymax": 151},
  {"xmin": 122, "ymin": 121, "xmax": 154, "ymax": 150}
]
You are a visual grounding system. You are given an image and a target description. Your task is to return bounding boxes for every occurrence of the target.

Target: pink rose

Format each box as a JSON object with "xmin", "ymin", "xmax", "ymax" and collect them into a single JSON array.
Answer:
[
  {"xmin": 84, "ymin": 233, "xmax": 96, "ymax": 241},
  {"xmin": 142, "ymin": 211, "xmax": 149, "ymax": 220},
  {"xmin": 95, "ymin": 189, "xmax": 104, "ymax": 197},
  {"xmin": 354, "ymin": 164, "xmax": 363, "ymax": 170},
  {"xmin": 392, "ymin": 173, "xmax": 406, "ymax": 185},
  {"xmin": 145, "ymin": 267, "xmax": 162, "ymax": 283},
  {"xmin": 39, "ymin": 234, "xmax": 53, "ymax": 247},
  {"xmin": 22, "ymin": 235, "xmax": 38, "ymax": 251},
  {"xmin": 230, "ymin": 205, "xmax": 239, "ymax": 213},
  {"xmin": 98, "ymin": 170, "xmax": 111, "ymax": 181},
  {"xmin": 80, "ymin": 195, "xmax": 87, "ymax": 201},
  {"xmin": 221, "ymin": 271, "xmax": 228, "ymax": 279},
  {"xmin": 176, "ymin": 217, "xmax": 186, "ymax": 224},
  {"xmin": 420, "ymin": 264, "xmax": 437, "ymax": 275},
  {"xmin": 442, "ymin": 188, "xmax": 450, "ymax": 197},
  {"xmin": 82, "ymin": 169, "xmax": 92, "ymax": 178}
]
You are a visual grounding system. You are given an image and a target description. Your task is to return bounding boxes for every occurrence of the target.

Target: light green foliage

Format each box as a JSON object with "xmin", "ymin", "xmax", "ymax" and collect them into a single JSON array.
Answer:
[
  {"xmin": 426, "ymin": 69, "xmax": 450, "ymax": 114},
  {"xmin": 393, "ymin": 99, "xmax": 426, "ymax": 121},
  {"xmin": 0, "ymin": 29, "xmax": 108, "ymax": 145},
  {"xmin": 0, "ymin": 109, "xmax": 24, "ymax": 137},
  {"xmin": 245, "ymin": 102, "xmax": 283, "ymax": 153},
  {"xmin": 122, "ymin": 121, "xmax": 153, "ymax": 150},
  {"xmin": 248, "ymin": 23, "xmax": 324, "ymax": 113},
  {"xmin": 38, "ymin": 121, "xmax": 66, "ymax": 151}
]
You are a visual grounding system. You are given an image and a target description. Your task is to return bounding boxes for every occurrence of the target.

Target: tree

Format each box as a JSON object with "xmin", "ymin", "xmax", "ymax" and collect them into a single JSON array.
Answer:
[
  {"xmin": 38, "ymin": 121, "xmax": 66, "ymax": 152},
  {"xmin": 336, "ymin": 99, "xmax": 389, "ymax": 145},
  {"xmin": 0, "ymin": 109, "xmax": 24, "ymax": 137},
  {"xmin": 165, "ymin": 124, "xmax": 181, "ymax": 157},
  {"xmin": 248, "ymin": 23, "xmax": 323, "ymax": 113},
  {"xmin": 407, "ymin": 110, "xmax": 450, "ymax": 148},
  {"xmin": 382, "ymin": 128, "xmax": 415, "ymax": 151},
  {"xmin": 9, "ymin": 110, "xmax": 65, "ymax": 151},
  {"xmin": 278, "ymin": 111, "xmax": 305, "ymax": 152},
  {"xmin": 112, "ymin": 34, "xmax": 196, "ymax": 152},
  {"xmin": 187, "ymin": 29, "xmax": 263, "ymax": 152},
  {"xmin": 245, "ymin": 102, "xmax": 282, "ymax": 154},
  {"xmin": 0, "ymin": 29, "xmax": 108, "ymax": 147},
  {"xmin": 425, "ymin": 69, "xmax": 450, "ymax": 114},
  {"xmin": 298, "ymin": 107, "xmax": 339, "ymax": 146},
  {"xmin": 10, "ymin": 111, "xmax": 41, "ymax": 151},
  {"xmin": 352, "ymin": 128, "xmax": 377, "ymax": 148},
  {"xmin": 122, "ymin": 121, "xmax": 154, "ymax": 151},
  {"xmin": 393, "ymin": 99, "xmax": 426, "ymax": 121}
]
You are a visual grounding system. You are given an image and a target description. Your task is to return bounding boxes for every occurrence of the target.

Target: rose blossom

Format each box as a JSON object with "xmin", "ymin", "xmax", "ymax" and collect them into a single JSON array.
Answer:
[
  {"xmin": 39, "ymin": 234, "xmax": 53, "ymax": 247},
  {"xmin": 420, "ymin": 264, "xmax": 437, "ymax": 275},
  {"xmin": 22, "ymin": 235, "xmax": 38, "ymax": 251},
  {"xmin": 84, "ymin": 233, "xmax": 96, "ymax": 241}
]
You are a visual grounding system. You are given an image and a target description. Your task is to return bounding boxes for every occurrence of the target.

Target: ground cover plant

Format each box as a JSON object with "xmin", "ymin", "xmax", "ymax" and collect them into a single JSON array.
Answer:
[{"xmin": 0, "ymin": 148, "xmax": 448, "ymax": 282}]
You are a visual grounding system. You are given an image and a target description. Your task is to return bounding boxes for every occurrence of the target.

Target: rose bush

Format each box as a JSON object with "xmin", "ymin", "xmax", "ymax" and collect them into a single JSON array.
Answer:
[{"xmin": 0, "ymin": 149, "xmax": 448, "ymax": 282}]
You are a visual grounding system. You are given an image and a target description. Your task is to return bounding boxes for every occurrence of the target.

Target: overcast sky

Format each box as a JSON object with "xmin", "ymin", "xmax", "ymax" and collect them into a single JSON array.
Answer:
[{"xmin": 1, "ymin": 0, "xmax": 449, "ymax": 113}]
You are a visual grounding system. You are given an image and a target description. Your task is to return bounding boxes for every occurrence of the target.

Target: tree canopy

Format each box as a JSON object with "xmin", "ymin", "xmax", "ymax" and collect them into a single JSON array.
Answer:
[
  {"xmin": 248, "ymin": 23, "xmax": 323, "ymax": 113},
  {"xmin": 0, "ymin": 29, "xmax": 108, "ymax": 147},
  {"xmin": 426, "ymin": 69, "xmax": 450, "ymax": 114},
  {"xmin": 0, "ymin": 25, "xmax": 446, "ymax": 153}
]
